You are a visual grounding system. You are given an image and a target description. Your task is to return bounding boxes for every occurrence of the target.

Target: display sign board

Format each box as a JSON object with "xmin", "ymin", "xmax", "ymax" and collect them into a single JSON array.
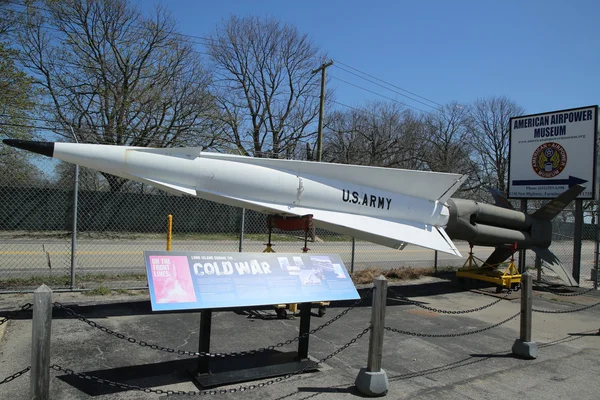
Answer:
[
  {"xmin": 144, "ymin": 251, "xmax": 360, "ymax": 311},
  {"xmin": 508, "ymin": 105, "xmax": 598, "ymax": 199}
]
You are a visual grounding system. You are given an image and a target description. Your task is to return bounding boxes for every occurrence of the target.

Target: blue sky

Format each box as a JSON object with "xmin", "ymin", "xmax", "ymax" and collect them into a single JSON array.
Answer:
[{"xmin": 143, "ymin": 0, "xmax": 599, "ymax": 116}]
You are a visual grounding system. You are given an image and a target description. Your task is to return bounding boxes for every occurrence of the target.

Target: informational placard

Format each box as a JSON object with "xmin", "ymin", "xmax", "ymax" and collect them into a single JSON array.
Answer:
[
  {"xmin": 143, "ymin": 251, "xmax": 360, "ymax": 311},
  {"xmin": 508, "ymin": 105, "xmax": 598, "ymax": 199}
]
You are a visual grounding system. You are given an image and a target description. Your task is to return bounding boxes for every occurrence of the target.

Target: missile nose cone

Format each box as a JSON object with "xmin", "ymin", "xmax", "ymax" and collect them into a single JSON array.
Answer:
[{"xmin": 2, "ymin": 139, "xmax": 55, "ymax": 158}]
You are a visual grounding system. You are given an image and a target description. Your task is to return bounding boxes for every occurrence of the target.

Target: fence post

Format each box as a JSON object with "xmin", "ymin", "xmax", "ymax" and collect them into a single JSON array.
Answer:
[
  {"xmin": 350, "ymin": 237, "xmax": 355, "ymax": 274},
  {"xmin": 434, "ymin": 250, "xmax": 438, "ymax": 274},
  {"xmin": 512, "ymin": 272, "xmax": 537, "ymax": 359},
  {"xmin": 70, "ymin": 165, "xmax": 79, "ymax": 289},
  {"xmin": 239, "ymin": 208, "xmax": 245, "ymax": 253},
  {"xmin": 356, "ymin": 275, "xmax": 389, "ymax": 396},
  {"xmin": 30, "ymin": 284, "xmax": 53, "ymax": 399}
]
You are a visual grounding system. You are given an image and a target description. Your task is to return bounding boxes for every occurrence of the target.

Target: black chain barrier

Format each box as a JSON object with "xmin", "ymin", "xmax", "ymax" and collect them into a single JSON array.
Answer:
[
  {"xmin": 537, "ymin": 287, "xmax": 596, "ymax": 297},
  {"xmin": 0, "ymin": 303, "xmax": 33, "ymax": 327},
  {"xmin": 53, "ymin": 291, "xmax": 370, "ymax": 358},
  {"xmin": 384, "ymin": 311, "xmax": 521, "ymax": 338},
  {"xmin": 49, "ymin": 326, "xmax": 371, "ymax": 396},
  {"xmin": 533, "ymin": 299, "xmax": 600, "ymax": 314},
  {"xmin": 0, "ymin": 366, "xmax": 30, "ymax": 385},
  {"xmin": 388, "ymin": 288, "xmax": 513, "ymax": 315}
]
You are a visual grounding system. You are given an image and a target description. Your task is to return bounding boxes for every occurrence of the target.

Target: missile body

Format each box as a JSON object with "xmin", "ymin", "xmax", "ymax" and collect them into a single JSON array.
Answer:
[
  {"xmin": 2, "ymin": 140, "xmax": 464, "ymax": 255},
  {"xmin": 2, "ymin": 139, "xmax": 584, "ymax": 286}
]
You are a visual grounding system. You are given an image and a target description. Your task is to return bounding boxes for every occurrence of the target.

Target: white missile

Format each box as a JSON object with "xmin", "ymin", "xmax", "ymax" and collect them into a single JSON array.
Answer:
[{"xmin": 2, "ymin": 140, "xmax": 466, "ymax": 256}]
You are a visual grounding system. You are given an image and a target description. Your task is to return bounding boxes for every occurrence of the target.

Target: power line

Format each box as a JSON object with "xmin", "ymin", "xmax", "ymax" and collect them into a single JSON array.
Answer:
[
  {"xmin": 333, "ymin": 59, "xmax": 444, "ymax": 108},
  {"xmin": 330, "ymin": 75, "xmax": 427, "ymax": 113},
  {"xmin": 333, "ymin": 64, "xmax": 439, "ymax": 110}
]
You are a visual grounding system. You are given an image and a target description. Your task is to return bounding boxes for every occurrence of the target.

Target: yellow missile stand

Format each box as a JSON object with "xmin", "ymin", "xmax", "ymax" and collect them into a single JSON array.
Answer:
[{"xmin": 456, "ymin": 244, "xmax": 521, "ymax": 293}]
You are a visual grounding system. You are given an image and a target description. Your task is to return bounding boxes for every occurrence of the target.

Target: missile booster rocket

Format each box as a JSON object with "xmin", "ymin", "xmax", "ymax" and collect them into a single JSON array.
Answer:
[{"xmin": 2, "ymin": 139, "xmax": 582, "ymax": 285}]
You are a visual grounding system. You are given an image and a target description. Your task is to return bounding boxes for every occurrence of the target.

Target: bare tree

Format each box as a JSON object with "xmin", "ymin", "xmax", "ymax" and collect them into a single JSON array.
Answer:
[
  {"xmin": 323, "ymin": 102, "xmax": 425, "ymax": 169},
  {"xmin": 0, "ymin": 1, "xmax": 42, "ymax": 184},
  {"xmin": 19, "ymin": 0, "xmax": 218, "ymax": 191},
  {"xmin": 421, "ymin": 102, "xmax": 480, "ymax": 195},
  {"xmin": 469, "ymin": 96, "xmax": 525, "ymax": 195},
  {"xmin": 207, "ymin": 16, "xmax": 325, "ymax": 158}
]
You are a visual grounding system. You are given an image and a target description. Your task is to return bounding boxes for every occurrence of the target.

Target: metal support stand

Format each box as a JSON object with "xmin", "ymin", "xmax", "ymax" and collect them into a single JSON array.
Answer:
[
  {"xmin": 356, "ymin": 276, "xmax": 389, "ymax": 396},
  {"xmin": 193, "ymin": 304, "xmax": 317, "ymax": 389},
  {"xmin": 512, "ymin": 272, "xmax": 537, "ymax": 359}
]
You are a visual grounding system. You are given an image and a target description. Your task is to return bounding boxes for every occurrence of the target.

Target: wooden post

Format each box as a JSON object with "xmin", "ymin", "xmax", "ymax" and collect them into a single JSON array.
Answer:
[
  {"xmin": 30, "ymin": 285, "xmax": 52, "ymax": 400},
  {"xmin": 312, "ymin": 61, "xmax": 333, "ymax": 163}
]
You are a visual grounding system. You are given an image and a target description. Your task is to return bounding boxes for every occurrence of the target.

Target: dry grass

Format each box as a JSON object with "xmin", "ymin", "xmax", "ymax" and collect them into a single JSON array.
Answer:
[{"xmin": 351, "ymin": 267, "xmax": 436, "ymax": 284}]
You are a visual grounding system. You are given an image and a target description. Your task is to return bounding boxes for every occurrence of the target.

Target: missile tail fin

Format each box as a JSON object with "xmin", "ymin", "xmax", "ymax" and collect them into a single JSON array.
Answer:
[
  {"xmin": 483, "ymin": 245, "xmax": 516, "ymax": 268},
  {"xmin": 489, "ymin": 188, "xmax": 515, "ymax": 210},
  {"xmin": 531, "ymin": 184, "xmax": 586, "ymax": 221}
]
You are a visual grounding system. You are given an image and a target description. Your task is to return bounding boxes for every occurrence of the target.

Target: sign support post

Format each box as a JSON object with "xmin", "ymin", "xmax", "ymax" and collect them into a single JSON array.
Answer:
[
  {"xmin": 573, "ymin": 200, "xmax": 583, "ymax": 284},
  {"xmin": 197, "ymin": 310, "xmax": 212, "ymax": 374},
  {"xmin": 297, "ymin": 302, "xmax": 311, "ymax": 360}
]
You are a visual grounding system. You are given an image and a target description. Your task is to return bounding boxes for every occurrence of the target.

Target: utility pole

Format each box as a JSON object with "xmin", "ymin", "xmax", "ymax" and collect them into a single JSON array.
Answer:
[{"xmin": 312, "ymin": 60, "xmax": 333, "ymax": 162}]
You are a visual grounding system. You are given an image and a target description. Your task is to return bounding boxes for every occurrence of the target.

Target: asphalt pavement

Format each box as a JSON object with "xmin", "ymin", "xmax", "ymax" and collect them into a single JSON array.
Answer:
[{"xmin": 1, "ymin": 276, "xmax": 599, "ymax": 399}]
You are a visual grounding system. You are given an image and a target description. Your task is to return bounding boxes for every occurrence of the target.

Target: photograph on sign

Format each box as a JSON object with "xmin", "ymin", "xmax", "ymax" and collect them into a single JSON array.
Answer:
[
  {"xmin": 508, "ymin": 105, "xmax": 597, "ymax": 199},
  {"xmin": 144, "ymin": 251, "xmax": 360, "ymax": 311}
]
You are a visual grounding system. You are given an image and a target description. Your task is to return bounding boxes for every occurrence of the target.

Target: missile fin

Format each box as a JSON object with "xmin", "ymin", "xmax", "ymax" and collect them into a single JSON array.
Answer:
[
  {"xmin": 435, "ymin": 226, "xmax": 462, "ymax": 257},
  {"xmin": 134, "ymin": 177, "xmax": 197, "ymax": 196},
  {"xmin": 210, "ymin": 193, "xmax": 461, "ymax": 255},
  {"xmin": 292, "ymin": 207, "xmax": 460, "ymax": 255},
  {"xmin": 532, "ymin": 184, "xmax": 586, "ymax": 221},
  {"xmin": 438, "ymin": 175, "xmax": 467, "ymax": 203},
  {"xmin": 489, "ymin": 188, "xmax": 515, "ymax": 210},
  {"xmin": 483, "ymin": 245, "xmax": 516, "ymax": 268}
]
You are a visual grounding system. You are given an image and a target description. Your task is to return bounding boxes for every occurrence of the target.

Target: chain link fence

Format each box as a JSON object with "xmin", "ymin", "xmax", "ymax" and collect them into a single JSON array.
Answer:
[{"xmin": 0, "ymin": 156, "xmax": 598, "ymax": 291}]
